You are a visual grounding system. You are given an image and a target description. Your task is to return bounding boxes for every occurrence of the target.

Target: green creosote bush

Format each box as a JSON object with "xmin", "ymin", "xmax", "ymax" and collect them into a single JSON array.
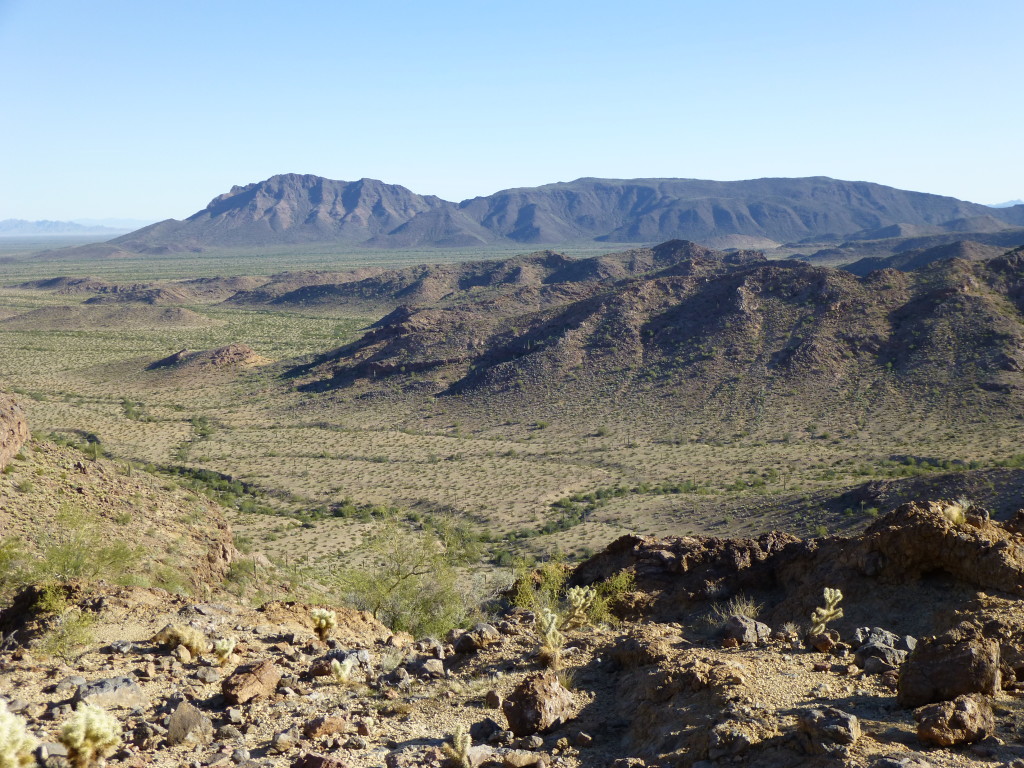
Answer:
[
  {"xmin": 310, "ymin": 608, "xmax": 337, "ymax": 643},
  {"xmin": 58, "ymin": 702, "xmax": 121, "ymax": 768},
  {"xmin": 809, "ymin": 587, "xmax": 843, "ymax": 636},
  {"xmin": 333, "ymin": 517, "xmax": 483, "ymax": 639},
  {"xmin": 441, "ymin": 723, "xmax": 471, "ymax": 768},
  {"xmin": 213, "ymin": 637, "xmax": 236, "ymax": 666},
  {"xmin": 536, "ymin": 607, "xmax": 565, "ymax": 669},
  {"xmin": 0, "ymin": 700, "xmax": 38, "ymax": 767}
]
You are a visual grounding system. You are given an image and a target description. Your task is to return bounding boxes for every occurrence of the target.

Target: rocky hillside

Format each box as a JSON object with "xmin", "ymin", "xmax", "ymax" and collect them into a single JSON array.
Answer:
[
  {"xmin": 0, "ymin": 391, "xmax": 28, "ymax": 469},
  {"xmin": 2, "ymin": 501, "xmax": 1024, "ymax": 767},
  {"xmin": 289, "ymin": 244, "xmax": 1024, "ymax": 432},
  {"xmin": 31, "ymin": 174, "xmax": 1024, "ymax": 256}
]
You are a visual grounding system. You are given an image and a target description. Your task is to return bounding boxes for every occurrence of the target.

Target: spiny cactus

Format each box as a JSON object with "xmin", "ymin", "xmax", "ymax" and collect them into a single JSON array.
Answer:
[
  {"xmin": 310, "ymin": 608, "xmax": 337, "ymax": 643},
  {"xmin": 330, "ymin": 656, "xmax": 357, "ymax": 685},
  {"xmin": 0, "ymin": 701, "xmax": 38, "ymax": 768},
  {"xmin": 151, "ymin": 624, "xmax": 210, "ymax": 657},
  {"xmin": 441, "ymin": 723, "xmax": 471, "ymax": 768},
  {"xmin": 59, "ymin": 702, "xmax": 121, "ymax": 768},
  {"xmin": 562, "ymin": 585, "xmax": 596, "ymax": 629},
  {"xmin": 809, "ymin": 587, "xmax": 844, "ymax": 636},
  {"xmin": 536, "ymin": 607, "xmax": 565, "ymax": 669},
  {"xmin": 213, "ymin": 636, "xmax": 236, "ymax": 666}
]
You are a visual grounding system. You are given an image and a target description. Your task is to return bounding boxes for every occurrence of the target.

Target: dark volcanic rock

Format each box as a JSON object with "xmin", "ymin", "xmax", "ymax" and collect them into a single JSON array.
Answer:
[
  {"xmin": 502, "ymin": 671, "xmax": 574, "ymax": 736},
  {"xmin": 914, "ymin": 694, "xmax": 994, "ymax": 746},
  {"xmin": 897, "ymin": 624, "xmax": 1001, "ymax": 708}
]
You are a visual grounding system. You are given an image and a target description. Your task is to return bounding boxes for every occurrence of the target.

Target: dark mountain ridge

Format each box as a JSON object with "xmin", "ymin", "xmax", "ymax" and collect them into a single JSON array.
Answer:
[{"xmin": 32, "ymin": 174, "xmax": 1024, "ymax": 257}]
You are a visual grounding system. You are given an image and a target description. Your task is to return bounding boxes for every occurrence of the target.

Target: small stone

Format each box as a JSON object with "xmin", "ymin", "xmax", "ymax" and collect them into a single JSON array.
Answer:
[
  {"xmin": 270, "ymin": 729, "xmax": 298, "ymax": 754},
  {"xmin": 503, "ymin": 672, "xmax": 574, "ymax": 736},
  {"xmin": 345, "ymin": 735, "xmax": 367, "ymax": 749},
  {"xmin": 196, "ymin": 667, "xmax": 221, "ymax": 684},
  {"xmin": 485, "ymin": 689, "xmax": 503, "ymax": 709},
  {"xmin": 231, "ymin": 749, "xmax": 250, "ymax": 764},
  {"xmin": 227, "ymin": 707, "xmax": 244, "ymax": 724},
  {"xmin": 173, "ymin": 645, "xmax": 193, "ymax": 664},
  {"xmin": 303, "ymin": 715, "xmax": 350, "ymax": 739},
  {"xmin": 572, "ymin": 731, "xmax": 592, "ymax": 747},
  {"xmin": 419, "ymin": 658, "xmax": 444, "ymax": 678},
  {"xmin": 54, "ymin": 675, "xmax": 87, "ymax": 694}
]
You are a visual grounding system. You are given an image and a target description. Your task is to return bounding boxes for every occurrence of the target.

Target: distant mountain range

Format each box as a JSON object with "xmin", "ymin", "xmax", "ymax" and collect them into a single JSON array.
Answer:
[
  {"xmin": 28, "ymin": 174, "xmax": 1024, "ymax": 258},
  {"xmin": 990, "ymin": 200, "xmax": 1024, "ymax": 209},
  {"xmin": 0, "ymin": 219, "xmax": 128, "ymax": 236}
]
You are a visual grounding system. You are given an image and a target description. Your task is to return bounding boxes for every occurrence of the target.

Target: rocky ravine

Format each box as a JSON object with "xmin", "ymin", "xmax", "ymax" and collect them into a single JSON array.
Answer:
[{"xmin": 2, "ymin": 501, "xmax": 1024, "ymax": 767}]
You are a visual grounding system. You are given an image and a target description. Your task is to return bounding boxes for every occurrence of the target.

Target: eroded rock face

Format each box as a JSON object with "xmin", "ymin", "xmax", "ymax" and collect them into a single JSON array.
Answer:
[
  {"xmin": 915, "ymin": 694, "xmax": 995, "ymax": 746},
  {"xmin": 502, "ymin": 672, "xmax": 574, "ymax": 736},
  {"xmin": 0, "ymin": 393, "xmax": 28, "ymax": 470}
]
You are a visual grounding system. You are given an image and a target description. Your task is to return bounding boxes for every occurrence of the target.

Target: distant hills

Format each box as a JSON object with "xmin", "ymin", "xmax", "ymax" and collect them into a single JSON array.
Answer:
[
  {"xmin": 0, "ymin": 219, "xmax": 129, "ymax": 236},
  {"xmin": 29, "ymin": 174, "xmax": 1024, "ymax": 258}
]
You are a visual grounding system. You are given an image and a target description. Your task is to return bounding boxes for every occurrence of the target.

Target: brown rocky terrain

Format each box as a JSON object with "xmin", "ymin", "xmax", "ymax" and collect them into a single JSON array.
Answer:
[
  {"xmin": 284, "ymin": 245, "xmax": 1024, "ymax": 436},
  {"xmin": 147, "ymin": 343, "xmax": 269, "ymax": 371},
  {"xmin": 3, "ymin": 501, "xmax": 1024, "ymax": 767},
  {"xmin": 0, "ymin": 390, "xmax": 28, "ymax": 469}
]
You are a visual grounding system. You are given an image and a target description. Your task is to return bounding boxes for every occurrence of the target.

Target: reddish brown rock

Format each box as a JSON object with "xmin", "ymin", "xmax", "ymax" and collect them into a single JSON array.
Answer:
[
  {"xmin": 503, "ymin": 671, "xmax": 574, "ymax": 736},
  {"xmin": 222, "ymin": 659, "xmax": 282, "ymax": 704},
  {"xmin": 915, "ymin": 694, "xmax": 995, "ymax": 746},
  {"xmin": 0, "ymin": 393, "xmax": 28, "ymax": 470},
  {"xmin": 303, "ymin": 715, "xmax": 352, "ymax": 739}
]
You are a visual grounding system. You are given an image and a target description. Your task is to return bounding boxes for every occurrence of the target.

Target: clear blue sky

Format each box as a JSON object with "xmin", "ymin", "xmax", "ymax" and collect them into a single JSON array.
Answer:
[{"xmin": 1, "ymin": 0, "xmax": 1021, "ymax": 220}]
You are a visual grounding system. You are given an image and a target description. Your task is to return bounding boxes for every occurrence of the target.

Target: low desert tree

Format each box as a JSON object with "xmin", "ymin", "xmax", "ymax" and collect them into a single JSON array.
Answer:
[{"xmin": 333, "ymin": 517, "xmax": 481, "ymax": 638}]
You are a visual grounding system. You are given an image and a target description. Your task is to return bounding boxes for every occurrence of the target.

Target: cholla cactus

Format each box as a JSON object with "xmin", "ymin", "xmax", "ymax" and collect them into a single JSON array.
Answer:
[
  {"xmin": 0, "ymin": 700, "xmax": 38, "ymax": 768},
  {"xmin": 151, "ymin": 624, "xmax": 210, "ymax": 657},
  {"xmin": 441, "ymin": 723, "xmax": 471, "ymax": 768},
  {"xmin": 59, "ymin": 703, "xmax": 121, "ymax": 768},
  {"xmin": 809, "ymin": 587, "xmax": 844, "ymax": 636},
  {"xmin": 310, "ymin": 608, "xmax": 337, "ymax": 643},
  {"xmin": 562, "ymin": 585, "xmax": 597, "ymax": 629},
  {"xmin": 536, "ymin": 607, "xmax": 565, "ymax": 669},
  {"xmin": 329, "ymin": 656, "xmax": 357, "ymax": 685},
  {"xmin": 213, "ymin": 636, "xmax": 236, "ymax": 666}
]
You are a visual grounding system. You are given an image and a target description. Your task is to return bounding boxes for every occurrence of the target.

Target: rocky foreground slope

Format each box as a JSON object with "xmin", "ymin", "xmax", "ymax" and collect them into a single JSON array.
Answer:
[{"xmin": 2, "ymin": 501, "xmax": 1024, "ymax": 767}]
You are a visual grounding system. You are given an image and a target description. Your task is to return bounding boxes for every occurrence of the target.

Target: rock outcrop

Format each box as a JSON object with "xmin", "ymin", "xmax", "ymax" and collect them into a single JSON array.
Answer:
[{"xmin": 0, "ymin": 392, "xmax": 28, "ymax": 470}]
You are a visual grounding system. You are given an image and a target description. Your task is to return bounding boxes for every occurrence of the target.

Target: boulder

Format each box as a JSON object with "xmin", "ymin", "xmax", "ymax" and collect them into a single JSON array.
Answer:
[
  {"xmin": 797, "ymin": 707, "xmax": 860, "ymax": 753},
  {"xmin": 73, "ymin": 676, "xmax": 147, "ymax": 709},
  {"xmin": 897, "ymin": 625, "xmax": 1000, "ymax": 707},
  {"xmin": 453, "ymin": 623, "xmax": 501, "ymax": 653},
  {"xmin": 914, "ymin": 694, "xmax": 994, "ymax": 746},
  {"xmin": 166, "ymin": 701, "xmax": 213, "ymax": 747},
  {"xmin": 502, "ymin": 672, "xmax": 574, "ymax": 736},
  {"xmin": 722, "ymin": 615, "xmax": 771, "ymax": 645},
  {"xmin": 222, "ymin": 660, "xmax": 282, "ymax": 705},
  {"xmin": 292, "ymin": 756, "xmax": 352, "ymax": 768}
]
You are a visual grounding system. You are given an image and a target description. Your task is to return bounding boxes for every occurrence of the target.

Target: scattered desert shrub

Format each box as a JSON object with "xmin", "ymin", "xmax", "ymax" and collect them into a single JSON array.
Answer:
[
  {"xmin": 441, "ymin": 724, "xmax": 471, "ymax": 768},
  {"xmin": 809, "ymin": 587, "xmax": 843, "ymax": 636},
  {"xmin": 152, "ymin": 624, "xmax": 210, "ymax": 656},
  {"xmin": 213, "ymin": 637, "xmax": 236, "ymax": 666},
  {"xmin": 310, "ymin": 608, "xmax": 336, "ymax": 642},
  {"xmin": 535, "ymin": 607, "xmax": 565, "ymax": 669},
  {"xmin": 706, "ymin": 594, "xmax": 762, "ymax": 629},
  {"xmin": 332, "ymin": 517, "xmax": 483, "ymax": 639}
]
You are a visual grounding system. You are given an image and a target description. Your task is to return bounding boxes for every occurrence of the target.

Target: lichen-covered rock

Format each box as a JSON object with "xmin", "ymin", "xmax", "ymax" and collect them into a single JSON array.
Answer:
[
  {"xmin": 502, "ymin": 672, "xmax": 574, "ymax": 736},
  {"xmin": 914, "ymin": 694, "xmax": 994, "ymax": 746},
  {"xmin": 897, "ymin": 624, "xmax": 1000, "ymax": 708},
  {"xmin": 72, "ymin": 676, "xmax": 147, "ymax": 709}
]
